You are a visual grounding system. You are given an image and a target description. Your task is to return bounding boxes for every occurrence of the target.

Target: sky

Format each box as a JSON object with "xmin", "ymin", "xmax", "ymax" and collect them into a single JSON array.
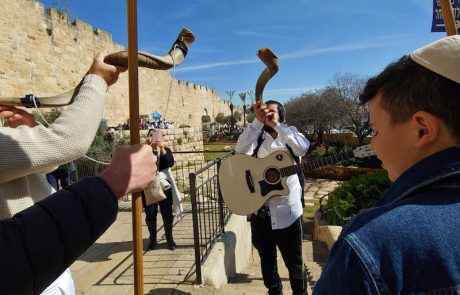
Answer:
[{"xmin": 39, "ymin": 0, "xmax": 447, "ymax": 105}]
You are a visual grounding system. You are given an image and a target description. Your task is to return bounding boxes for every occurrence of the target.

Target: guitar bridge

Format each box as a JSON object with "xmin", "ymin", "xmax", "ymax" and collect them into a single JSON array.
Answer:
[{"xmin": 245, "ymin": 170, "xmax": 255, "ymax": 193}]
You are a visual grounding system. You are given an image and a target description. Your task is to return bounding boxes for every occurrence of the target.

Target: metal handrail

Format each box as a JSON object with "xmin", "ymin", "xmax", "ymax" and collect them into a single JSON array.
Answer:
[
  {"xmin": 71, "ymin": 150, "xmax": 235, "ymax": 285},
  {"xmin": 318, "ymin": 192, "xmax": 351, "ymax": 226},
  {"xmin": 189, "ymin": 151, "xmax": 234, "ymax": 285}
]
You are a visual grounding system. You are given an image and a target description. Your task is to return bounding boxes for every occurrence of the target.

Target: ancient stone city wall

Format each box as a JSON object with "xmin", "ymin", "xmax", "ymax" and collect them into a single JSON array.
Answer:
[{"xmin": 0, "ymin": 0, "xmax": 232, "ymax": 129}]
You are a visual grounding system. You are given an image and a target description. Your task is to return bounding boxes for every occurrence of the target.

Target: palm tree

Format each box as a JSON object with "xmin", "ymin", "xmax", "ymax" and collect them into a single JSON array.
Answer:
[
  {"xmin": 225, "ymin": 90, "xmax": 235, "ymax": 131},
  {"xmin": 247, "ymin": 90, "xmax": 255, "ymax": 115},
  {"xmin": 247, "ymin": 90, "xmax": 254, "ymax": 104},
  {"xmin": 239, "ymin": 92, "xmax": 247, "ymax": 127}
]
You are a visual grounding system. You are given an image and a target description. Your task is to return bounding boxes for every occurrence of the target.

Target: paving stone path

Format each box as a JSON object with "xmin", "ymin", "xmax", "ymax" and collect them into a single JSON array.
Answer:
[{"xmin": 71, "ymin": 178, "xmax": 341, "ymax": 294}]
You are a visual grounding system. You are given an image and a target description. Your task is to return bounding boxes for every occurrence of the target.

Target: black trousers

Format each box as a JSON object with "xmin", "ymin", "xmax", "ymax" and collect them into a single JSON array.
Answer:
[
  {"xmin": 141, "ymin": 188, "xmax": 173, "ymax": 222},
  {"xmin": 251, "ymin": 214, "xmax": 306, "ymax": 295},
  {"xmin": 46, "ymin": 168, "xmax": 70, "ymax": 191}
]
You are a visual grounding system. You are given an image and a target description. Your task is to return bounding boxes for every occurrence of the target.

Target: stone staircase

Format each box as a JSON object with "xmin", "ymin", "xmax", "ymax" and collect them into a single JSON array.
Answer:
[{"xmin": 213, "ymin": 237, "xmax": 329, "ymax": 294}]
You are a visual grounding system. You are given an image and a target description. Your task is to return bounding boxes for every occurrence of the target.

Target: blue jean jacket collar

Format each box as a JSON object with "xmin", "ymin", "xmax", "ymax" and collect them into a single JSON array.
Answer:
[{"xmin": 377, "ymin": 145, "xmax": 460, "ymax": 207}]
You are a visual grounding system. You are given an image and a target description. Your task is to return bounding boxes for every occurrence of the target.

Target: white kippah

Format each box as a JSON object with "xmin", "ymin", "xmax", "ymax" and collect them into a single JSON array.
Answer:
[{"xmin": 410, "ymin": 35, "xmax": 460, "ymax": 84}]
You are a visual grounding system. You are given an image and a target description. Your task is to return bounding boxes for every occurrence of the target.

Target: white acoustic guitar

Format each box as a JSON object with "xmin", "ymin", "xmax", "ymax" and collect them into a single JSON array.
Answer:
[{"xmin": 218, "ymin": 145, "xmax": 376, "ymax": 215}]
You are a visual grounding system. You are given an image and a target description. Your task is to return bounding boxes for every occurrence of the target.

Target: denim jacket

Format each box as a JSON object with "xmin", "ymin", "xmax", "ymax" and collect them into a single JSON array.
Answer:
[{"xmin": 314, "ymin": 146, "xmax": 460, "ymax": 295}]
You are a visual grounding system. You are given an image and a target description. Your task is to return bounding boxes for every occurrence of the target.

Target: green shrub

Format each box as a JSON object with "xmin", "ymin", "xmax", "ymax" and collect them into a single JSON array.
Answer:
[
  {"xmin": 329, "ymin": 140, "xmax": 346, "ymax": 152},
  {"xmin": 328, "ymin": 171, "xmax": 391, "ymax": 218},
  {"xmin": 33, "ymin": 108, "xmax": 63, "ymax": 125},
  {"xmin": 307, "ymin": 149, "xmax": 325, "ymax": 159},
  {"xmin": 201, "ymin": 115, "xmax": 211, "ymax": 123},
  {"xmin": 33, "ymin": 109, "xmax": 127, "ymax": 161},
  {"xmin": 326, "ymin": 146, "xmax": 337, "ymax": 155}
]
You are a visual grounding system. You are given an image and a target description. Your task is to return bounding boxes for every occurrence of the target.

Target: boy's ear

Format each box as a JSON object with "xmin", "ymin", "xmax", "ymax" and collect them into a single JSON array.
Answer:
[{"xmin": 412, "ymin": 111, "xmax": 440, "ymax": 148}]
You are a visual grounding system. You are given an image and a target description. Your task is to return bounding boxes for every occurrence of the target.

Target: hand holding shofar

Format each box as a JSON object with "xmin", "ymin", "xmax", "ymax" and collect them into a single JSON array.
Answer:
[
  {"xmin": 254, "ymin": 47, "xmax": 279, "ymax": 105},
  {"xmin": 0, "ymin": 28, "xmax": 195, "ymax": 108}
]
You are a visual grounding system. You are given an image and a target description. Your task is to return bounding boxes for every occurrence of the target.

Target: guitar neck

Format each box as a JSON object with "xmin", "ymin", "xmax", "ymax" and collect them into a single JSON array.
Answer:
[{"xmin": 280, "ymin": 150, "xmax": 355, "ymax": 177}]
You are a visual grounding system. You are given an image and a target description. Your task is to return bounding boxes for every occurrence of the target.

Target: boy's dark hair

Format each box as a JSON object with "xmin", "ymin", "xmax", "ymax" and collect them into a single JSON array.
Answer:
[
  {"xmin": 265, "ymin": 100, "xmax": 285, "ymax": 123},
  {"xmin": 360, "ymin": 55, "xmax": 460, "ymax": 139}
]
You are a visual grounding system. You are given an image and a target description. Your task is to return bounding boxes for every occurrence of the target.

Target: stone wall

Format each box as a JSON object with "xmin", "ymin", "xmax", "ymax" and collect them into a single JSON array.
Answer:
[
  {"xmin": 139, "ymin": 128, "xmax": 204, "ymax": 162},
  {"xmin": 0, "ymin": 0, "xmax": 231, "ymax": 127}
]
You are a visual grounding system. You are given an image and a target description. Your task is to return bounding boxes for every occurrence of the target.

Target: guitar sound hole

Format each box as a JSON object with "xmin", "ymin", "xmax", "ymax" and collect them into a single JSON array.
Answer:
[{"xmin": 265, "ymin": 167, "xmax": 281, "ymax": 184}]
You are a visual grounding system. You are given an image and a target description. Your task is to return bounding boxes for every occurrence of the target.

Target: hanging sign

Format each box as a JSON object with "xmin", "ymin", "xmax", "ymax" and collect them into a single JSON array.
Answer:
[{"xmin": 432, "ymin": 0, "xmax": 460, "ymax": 33}]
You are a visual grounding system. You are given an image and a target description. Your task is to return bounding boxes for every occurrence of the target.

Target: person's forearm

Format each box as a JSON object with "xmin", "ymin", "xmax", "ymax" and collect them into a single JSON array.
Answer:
[
  {"xmin": 0, "ymin": 75, "xmax": 107, "ymax": 183},
  {"xmin": 275, "ymin": 125, "xmax": 310, "ymax": 156},
  {"xmin": 235, "ymin": 119, "xmax": 264, "ymax": 155},
  {"xmin": 0, "ymin": 176, "xmax": 118, "ymax": 294}
]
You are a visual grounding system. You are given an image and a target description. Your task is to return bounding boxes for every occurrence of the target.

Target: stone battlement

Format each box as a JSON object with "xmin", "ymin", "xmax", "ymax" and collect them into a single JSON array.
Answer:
[{"xmin": 0, "ymin": 0, "xmax": 231, "ymax": 127}]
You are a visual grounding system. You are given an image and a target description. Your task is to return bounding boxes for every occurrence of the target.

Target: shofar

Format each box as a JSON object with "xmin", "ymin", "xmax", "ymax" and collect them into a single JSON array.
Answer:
[
  {"xmin": 0, "ymin": 28, "xmax": 195, "ymax": 108},
  {"xmin": 254, "ymin": 47, "xmax": 279, "ymax": 104}
]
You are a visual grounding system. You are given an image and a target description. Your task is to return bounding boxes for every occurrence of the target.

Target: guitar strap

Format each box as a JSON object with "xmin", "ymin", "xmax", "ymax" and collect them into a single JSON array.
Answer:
[{"xmin": 252, "ymin": 132, "xmax": 306, "ymax": 208}]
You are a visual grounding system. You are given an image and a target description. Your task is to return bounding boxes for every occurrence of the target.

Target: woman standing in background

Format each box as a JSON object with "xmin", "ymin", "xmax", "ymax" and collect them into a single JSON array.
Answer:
[{"xmin": 142, "ymin": 128, "xmax": 177, "ymax": 250}]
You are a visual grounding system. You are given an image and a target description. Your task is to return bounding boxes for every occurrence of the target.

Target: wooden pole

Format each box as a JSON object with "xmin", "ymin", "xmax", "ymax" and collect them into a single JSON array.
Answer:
[
  {"xmin": 127, "ymin": 0, "xmax": 143, "ymax": 294},
  {"xmin": 440, "ymin": 0, "xmax": 458, "ymax": 36}
]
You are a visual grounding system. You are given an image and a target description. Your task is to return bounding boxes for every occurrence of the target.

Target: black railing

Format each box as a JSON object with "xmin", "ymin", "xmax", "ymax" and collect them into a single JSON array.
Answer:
[
  {"xmin": 72, "ymin": 151, "xmax": 232, "ymax": 200},
  {"xmin": 189, "ymin": 151, "xmax": 234, "ymax": 285},
  {"xmin": 71, "ymin": 150, "xmax": 235, "ymax": 285},
  {"xmin": 318, "ymin": 193, "xmax": 351, "ymax": 226}
]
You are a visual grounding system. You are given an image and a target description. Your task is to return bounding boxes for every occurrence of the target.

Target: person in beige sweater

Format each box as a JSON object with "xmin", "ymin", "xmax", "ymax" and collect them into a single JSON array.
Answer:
[
  {"xmin": 0, "ymin": 52, "xmax": 125, "ymax": 295},
  {"xmin": 0, "ymin": 142, "xmax": 157, "ymax": 295}
]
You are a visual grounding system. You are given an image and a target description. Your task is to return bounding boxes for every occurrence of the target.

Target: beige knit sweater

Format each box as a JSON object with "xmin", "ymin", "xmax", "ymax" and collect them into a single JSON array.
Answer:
[{"xmin": 0, "ymin": 74, "xmax": 108, "ymax": 219}]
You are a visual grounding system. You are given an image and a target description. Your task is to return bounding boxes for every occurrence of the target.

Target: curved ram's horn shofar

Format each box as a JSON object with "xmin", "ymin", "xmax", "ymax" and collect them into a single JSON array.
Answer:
[
  {"xmin": 0, "ymin": 28, "xmax": 195, "ymax": 108},
  {"xmin": 104, "ymin": 27, "xmax": 195, "ymax": 70},
  {"xmin": 254, "ymin": 48, "xmax": 279, "ymax": 104}
]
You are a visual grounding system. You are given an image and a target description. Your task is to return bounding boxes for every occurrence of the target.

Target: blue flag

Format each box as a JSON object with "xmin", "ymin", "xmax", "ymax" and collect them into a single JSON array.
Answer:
[{"xmin": 151, "ymin": 111, "xmax": 162, "ymax": 120}]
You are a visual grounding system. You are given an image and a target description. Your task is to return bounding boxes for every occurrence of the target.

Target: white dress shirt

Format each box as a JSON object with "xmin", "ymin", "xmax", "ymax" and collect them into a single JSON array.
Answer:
[{"xmin": 235, "ymin": 119, "xmax": 310, "ymax": 229}]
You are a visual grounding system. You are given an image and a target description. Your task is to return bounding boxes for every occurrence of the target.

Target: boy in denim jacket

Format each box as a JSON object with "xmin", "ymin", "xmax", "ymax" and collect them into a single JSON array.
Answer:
[{"xmin": 314, "ymin": 36, "xmax": 460, "ymax": 294}]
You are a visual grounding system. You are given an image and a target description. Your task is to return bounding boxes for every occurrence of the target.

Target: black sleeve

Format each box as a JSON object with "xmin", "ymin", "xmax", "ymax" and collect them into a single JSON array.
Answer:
[
  {"xmin": 0, "ymin": 176, "xmax": 118, "ymax": 295},
  {"xmin": 158, "ymin": 147, "xmax": 174, "ymax": 171}
]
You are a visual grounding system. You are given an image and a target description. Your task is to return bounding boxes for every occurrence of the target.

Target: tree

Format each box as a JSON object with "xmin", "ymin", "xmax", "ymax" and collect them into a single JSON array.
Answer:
[
  {"xmin": 86, "ymin": 119, "xmax": 116, "ymax": 160},
  {"xmin": 238, "ymin": 92, "xmax": 247, "ymax": 127},
  {"xmin": 225, "ymin": 90, "xmax": 236, "ymax": 131},
  {"xmin": 32, "ymin": 108, "xmax": 127, "ymax": 161},
  {"xmin": 246, "ymin": 108, "xmax": 255, "ymax": 123},
  {"xmin": 215, "ymin": 112, "xmax": 226, "ymax": 125},
  {"xmin": 201, "ymin": 115, "xmax": 211, "ymax": 123},
  {"xmin": 232, "ymin": 111, "xmax": 242, "ymax": 123},
  {"xmin": 285, "ymin": 87, "xmax": 348, "ymax": 145},
  {"xmin": 33, "ymin": 108, "xmax": 63, "ymax": 126},
  {"xmin": 247, "ymin": 90, "xmax": 254, "ymax": 105},
  {"xmin": 246, "ymin": 90, "xmax": 255, "ymax": 123},
  {"xmin": 331, "ymin": 73, "xmax": 372, "ymax": 145}
]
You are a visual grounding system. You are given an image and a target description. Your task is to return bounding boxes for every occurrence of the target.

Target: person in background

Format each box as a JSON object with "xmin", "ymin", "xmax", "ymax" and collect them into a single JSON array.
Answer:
[
  {"xmin": 235, "ymin": 100, "xmax": 310, "ymax": 295},
  {"xmin": 142, "ymin": 128, "xmax": 178, "ymax": 250},
  {"xmin": 313, "ymin": 36, "xmax": 460, "ymax": 294},
  {"xmin": 0, "ymin": 52, "xmax": 125, "ymax": 295},
  {"xmin": 158, "ymin": 120, "xmax": 165, "ymax": 129},
  {"xmin": 46, "ymin": 161, "xmax": 76, "ymax": 190}
]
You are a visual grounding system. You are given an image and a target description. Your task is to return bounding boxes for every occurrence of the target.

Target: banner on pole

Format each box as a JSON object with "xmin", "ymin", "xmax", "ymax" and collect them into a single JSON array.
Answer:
[{"xmin": 432, "ymin": 0, "xmax": 460, "ymax": 33}]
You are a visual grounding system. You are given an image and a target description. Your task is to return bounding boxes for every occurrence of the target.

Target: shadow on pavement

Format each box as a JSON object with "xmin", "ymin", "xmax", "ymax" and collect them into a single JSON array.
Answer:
[{"xmin": 145, "ymin": 288, "xmax": 192, "ymax": 294}]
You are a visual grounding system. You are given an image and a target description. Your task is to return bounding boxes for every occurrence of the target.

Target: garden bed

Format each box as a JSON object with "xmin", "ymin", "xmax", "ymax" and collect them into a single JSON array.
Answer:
[{"xmin": 303, "ymin": 166, "xmax": 383, "ymax": 180}]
